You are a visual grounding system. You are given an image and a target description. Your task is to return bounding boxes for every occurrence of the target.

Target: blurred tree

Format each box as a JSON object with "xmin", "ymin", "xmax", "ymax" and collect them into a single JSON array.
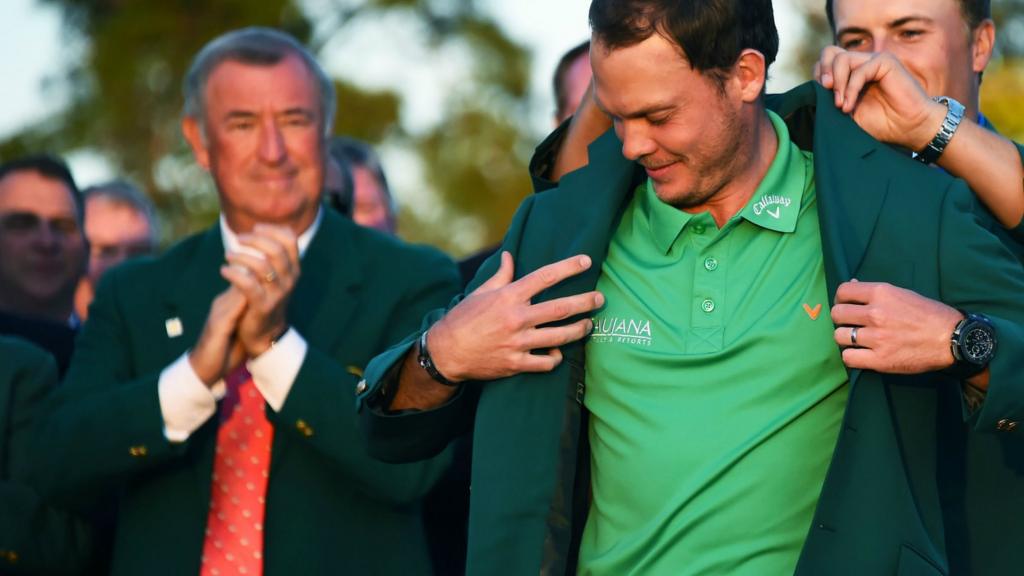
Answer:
[{"xmin": 0, "ymin": 0, "xmax": 535, "ymax": 255}]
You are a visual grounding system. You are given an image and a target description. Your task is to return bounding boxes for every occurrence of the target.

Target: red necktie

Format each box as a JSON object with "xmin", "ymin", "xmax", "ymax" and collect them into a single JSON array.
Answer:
[{"xmin": 200, "ymin": 367, "xmax": 273, "ymax": 576}]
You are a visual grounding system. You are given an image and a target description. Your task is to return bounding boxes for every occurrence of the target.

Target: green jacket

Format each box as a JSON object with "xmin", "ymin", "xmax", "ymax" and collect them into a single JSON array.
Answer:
[
  {"xmin": 0, "ymin": 336, "xmax": 95, "ymax": 575},
  {"xmin": 360, "ymin": 82, "xmax": 1024, "ymax": 576},
  {"xmin": 37, "ymin": 210, "xmax": 461, "ymax": 575}
]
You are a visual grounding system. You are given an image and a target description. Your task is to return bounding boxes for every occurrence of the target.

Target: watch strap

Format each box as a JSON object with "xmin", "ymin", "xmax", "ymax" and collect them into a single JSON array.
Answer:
[
  {"xmin": 915, "ymin": 96, "xmax": 965, "ymax": 165},
  {"xmin": 417, "ymin": 330, "xmax": 459, "ymax": 387}
]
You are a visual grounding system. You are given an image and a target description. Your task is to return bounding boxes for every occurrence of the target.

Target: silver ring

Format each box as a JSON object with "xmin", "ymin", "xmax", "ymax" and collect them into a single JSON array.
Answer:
[{"xmin": 850, "ymin": 326, "xmax": 859, "ymax": 346}]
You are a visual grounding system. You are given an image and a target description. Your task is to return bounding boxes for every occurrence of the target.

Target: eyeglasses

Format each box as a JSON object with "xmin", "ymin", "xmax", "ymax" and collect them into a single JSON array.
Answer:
[
  {"xmin": 91, "ymin": 241, "xmax": 155, "ymax": 262},
  {"xmin": 0, "ymin": 211, "xmax": 80, "ymax": 237}
]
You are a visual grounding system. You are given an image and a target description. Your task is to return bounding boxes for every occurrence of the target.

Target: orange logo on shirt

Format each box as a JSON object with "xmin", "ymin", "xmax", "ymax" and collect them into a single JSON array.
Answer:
[{"xmin": 803, "ymin": 303, "xmax": 822, "ymax": 320}]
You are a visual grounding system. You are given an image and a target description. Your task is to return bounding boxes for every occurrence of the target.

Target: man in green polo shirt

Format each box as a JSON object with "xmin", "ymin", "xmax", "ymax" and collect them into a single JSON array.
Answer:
[
  {"xmin": 358, "ymin": 0, "xmax": 1024, "ymax": 573},
  {"xmin": 582, "ymin": 110, "xmax": 848, "ymax": 573}
]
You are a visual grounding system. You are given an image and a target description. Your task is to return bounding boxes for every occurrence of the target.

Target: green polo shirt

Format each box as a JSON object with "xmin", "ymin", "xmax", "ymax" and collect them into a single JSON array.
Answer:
[{"xmin": 579, "ymin": 111, "xmax": 849, "ymax": 575}]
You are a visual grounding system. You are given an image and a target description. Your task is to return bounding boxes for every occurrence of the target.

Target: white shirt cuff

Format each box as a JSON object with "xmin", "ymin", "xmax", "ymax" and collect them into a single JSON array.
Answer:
[
  {"xmin": 247, "ymin": 328, "xmax": 307, "ymax": 412},
  {"xmin": 157, "ymin": 354, "xmax": 223, "ymax": 443}
]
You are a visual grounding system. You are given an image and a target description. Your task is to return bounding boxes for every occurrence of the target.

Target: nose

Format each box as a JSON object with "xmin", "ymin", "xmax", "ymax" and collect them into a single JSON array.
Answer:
[
  {"xmin": 619, "ymin": 120, "xmax": 656, "ymax": 161},
  {"xmin": 32, "ymin": 223, "xmax": 60, "ymax": 253},
  {"xmin": 258, "ymin": 118, "xmax": 287, "ymax": 165}
]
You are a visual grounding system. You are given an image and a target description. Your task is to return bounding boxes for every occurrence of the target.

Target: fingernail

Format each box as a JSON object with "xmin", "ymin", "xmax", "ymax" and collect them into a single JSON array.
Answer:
[
  {"xmin": 580, "ymin": 255, "xmax": 592, "ymax": 269},
  {"xmin": 595, "ymin": 292, "xmax": 605, "ymax": 307}
]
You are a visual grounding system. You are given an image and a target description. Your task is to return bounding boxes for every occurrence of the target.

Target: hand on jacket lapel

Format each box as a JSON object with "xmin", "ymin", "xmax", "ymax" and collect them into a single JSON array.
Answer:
[{"xmin": 831, "ymin": 279, "xmax": 962, "ymax": 374}]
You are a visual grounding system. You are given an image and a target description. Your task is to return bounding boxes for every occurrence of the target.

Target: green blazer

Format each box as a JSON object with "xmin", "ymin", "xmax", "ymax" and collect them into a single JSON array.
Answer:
[
  {"xmin": 0, "ymin": 336, "xmax": 95, "ymax": 575},
  {"xmin": 360, "ymin": 82, "xmax": 1024, "ymax": 576},
  {"xmin": 36, "ymin": 210, "xmax": 461, "ymax": 575}
]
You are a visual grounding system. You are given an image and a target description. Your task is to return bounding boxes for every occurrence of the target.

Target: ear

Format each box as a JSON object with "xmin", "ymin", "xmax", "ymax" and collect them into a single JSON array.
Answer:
[
  {"xmin": 181, "ymin": 116, "xmax": 210, "ymax": 171},
  {"xmin": 733, "ymin": 49, "xmax": 767, "ymax": 103},
  {"xmin": 970, "ymin": 19, "xmax": 996, "ymax": 75}
]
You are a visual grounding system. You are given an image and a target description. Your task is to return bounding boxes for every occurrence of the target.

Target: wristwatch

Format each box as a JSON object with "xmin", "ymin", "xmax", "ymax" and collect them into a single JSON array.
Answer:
[
  {"xmin": 914, "ymin": 96, "xmax": 965, "ymax": 165},
  {"xmin": 946, "ymin": 312, "xmax": 997, "ymax": 380},
  {"xmin": 417, "ymin": 329, "xmax": 459, "ymax": 387}
]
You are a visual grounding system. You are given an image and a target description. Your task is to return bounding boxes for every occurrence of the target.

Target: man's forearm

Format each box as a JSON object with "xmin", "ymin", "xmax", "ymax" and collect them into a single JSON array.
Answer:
[
  {"xmin": 938, "ymin": 120, "xmax": 1024, "ymax": 229},
  {"xmin": 388, "ymin": 345, "xmax": 459, "ymax": 412}
]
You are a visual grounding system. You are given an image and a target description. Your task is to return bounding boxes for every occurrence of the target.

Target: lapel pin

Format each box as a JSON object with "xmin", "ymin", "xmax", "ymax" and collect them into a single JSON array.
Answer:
[{"xmin": 165, "ymin": 317, "xmax": 184, "ymax": 338}]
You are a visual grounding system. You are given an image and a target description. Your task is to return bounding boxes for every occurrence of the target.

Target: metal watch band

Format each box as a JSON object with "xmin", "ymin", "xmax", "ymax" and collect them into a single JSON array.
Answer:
[
  {"xmin": 915, "ymin": 96, "xmax": 965, "ymax": 165},
  {"xmin": 417, "ymin": 330, "xmax": 459, "ymax": 387}
]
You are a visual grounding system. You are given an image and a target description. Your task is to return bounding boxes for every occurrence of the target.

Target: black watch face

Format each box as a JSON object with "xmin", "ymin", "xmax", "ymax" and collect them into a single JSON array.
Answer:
[{"xmin": 962, "ymin": 326, "xmax": 995, "ymax": 363}]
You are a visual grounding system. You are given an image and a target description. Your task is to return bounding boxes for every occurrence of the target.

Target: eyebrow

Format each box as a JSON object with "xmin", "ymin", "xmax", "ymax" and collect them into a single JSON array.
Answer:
[
  {"xmin": 593, "ymin": 93, "xmax": 675, "ymax": 120},
  {"xmin": 836, "ymin": 15, "xmax": 935, "ymax": 38},
  {"xmin": 221, "ymin": 107, "xmax": 316, "ymax": 122}
]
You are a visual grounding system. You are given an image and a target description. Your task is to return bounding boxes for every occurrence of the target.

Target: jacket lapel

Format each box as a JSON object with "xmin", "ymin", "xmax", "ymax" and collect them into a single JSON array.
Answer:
[
  {"xmin": 269, "ymin": 210, "xmax": 362, "ymax": 474},
  {"xmin": 773, "ymin": 82, "xmax": 893, "ymax": 386},
  {"xmin": 527, "ymin": 125, "xmax": 643, "ymax": 300},
  {"xmin": 155, "ymin": 226, "xmax": 229, "ymax": 517}
]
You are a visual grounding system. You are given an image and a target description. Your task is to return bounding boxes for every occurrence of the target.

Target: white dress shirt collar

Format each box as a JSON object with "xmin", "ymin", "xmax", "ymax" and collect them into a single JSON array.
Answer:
[{"xmin": 218, "ymin": 208, "xmax": 323, "ymax": 259}]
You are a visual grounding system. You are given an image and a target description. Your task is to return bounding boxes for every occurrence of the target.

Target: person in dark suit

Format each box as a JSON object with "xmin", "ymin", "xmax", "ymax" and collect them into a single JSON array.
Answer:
[
  {"xmin": 357, "ymin": 0, "xmax": 1024, "ymax": 573},
  {"xmin": 36, "ymin": 27, "xmax": 460, "ymax": 575},
  {"xmin": 0, "ymin": 336, "xmax": 95, "ymax": 574},
  {"xmin": 0, "ymin": 155, "xmax": 87, "ymax": 376}
]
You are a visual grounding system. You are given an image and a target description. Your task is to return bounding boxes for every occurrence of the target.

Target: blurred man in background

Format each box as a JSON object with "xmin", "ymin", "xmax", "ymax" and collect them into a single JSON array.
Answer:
[
  {"xmin": 74, "ymin": 179, "xmax": 159, "ymax": 320},
  {"xmin": 0, "ymin": 155, "xmax": 86, "ymax": 376},
  {"xmin": 553, "ymin": 40, "xmax": 592, "ymax": 125},
  {"xmin": 327, "ymin": 136, "xmax": 397, "ymax": 234},
  {"xmin": 37, "ymin": 27, "xmax": 459, "ymax": 575}
]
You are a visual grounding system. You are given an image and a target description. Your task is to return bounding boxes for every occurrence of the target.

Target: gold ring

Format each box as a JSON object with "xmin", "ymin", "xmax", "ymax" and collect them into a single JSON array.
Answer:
[{"xmin": 263, "ymin": 270, "xmax": 278, "ymax": 284}]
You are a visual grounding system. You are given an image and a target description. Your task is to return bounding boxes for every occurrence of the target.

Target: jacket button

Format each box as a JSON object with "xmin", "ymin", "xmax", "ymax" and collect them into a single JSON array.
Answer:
[
  {"xmin": 355, "ymin": 380, "xmax": 368, "ymax": 394},
  {"xmin": 996, "ymin": 419, "xmax": 1018, "ymax": 432},
  {"xmin": 129, "ymin": 445, "xmax": 148, "ymax": 457},
  {"xmin": 295, "ymin": 419, "xmax": 314, "ymax": 438}
]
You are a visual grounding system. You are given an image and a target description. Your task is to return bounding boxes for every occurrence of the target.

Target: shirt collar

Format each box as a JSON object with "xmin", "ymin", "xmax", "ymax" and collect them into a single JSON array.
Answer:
[
  {"xmin": 737, "ymin": 110, "xmax": 807, "ymax": 234},
  {"xmin": 644, "ymin": 109, "xmax": 808, "ymax": 254},
  {"xmin": 644, "ymin": 179, "xmax": 698, "ymax": 255},
  {"xmin": 219, "ymin": 208, "xmax": 322, "ymax": 259}
]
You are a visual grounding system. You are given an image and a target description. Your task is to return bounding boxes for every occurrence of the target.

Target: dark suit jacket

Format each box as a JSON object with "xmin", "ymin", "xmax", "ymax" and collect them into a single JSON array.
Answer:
[
  {"xmin": 360, "ymin": 82, "xmax": 1024, "ymax": 575},
  {"xmin": 36, "ymin": 210, "xmax": 461, "ymax": 575},
  {"xmin": 0, "ymin": 336, "xmax": 94, "ymax": 575},
  {"xmin": 0, "ymin": 312, "xmax": 76, "ymax": 378}
]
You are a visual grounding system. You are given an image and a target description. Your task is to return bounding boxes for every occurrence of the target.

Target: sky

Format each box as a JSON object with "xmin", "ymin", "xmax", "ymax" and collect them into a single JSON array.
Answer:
[{"xmin": 0, "ymin": 0, "xmax": 808, "ymax": 186}]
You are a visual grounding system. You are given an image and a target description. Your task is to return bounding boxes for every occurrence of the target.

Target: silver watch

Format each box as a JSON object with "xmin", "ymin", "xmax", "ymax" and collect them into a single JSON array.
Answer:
[{"xmin": 914, "ymin": 96, "xmax": 965, "ymax": 165}]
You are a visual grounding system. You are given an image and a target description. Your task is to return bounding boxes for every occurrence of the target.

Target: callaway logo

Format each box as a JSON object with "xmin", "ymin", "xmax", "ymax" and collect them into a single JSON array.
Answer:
[
  {"xmin": 752, "ymin": 194, "xmax": 792, "ymax": 219},
  {"xmin": 591, "ymin": 316, "xmax": 653, "ymax": 346}
]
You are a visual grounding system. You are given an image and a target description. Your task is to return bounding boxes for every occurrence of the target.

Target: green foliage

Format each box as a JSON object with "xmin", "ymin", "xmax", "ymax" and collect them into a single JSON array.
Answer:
[
  {"xmin": 2, "ymin": 0, "xmax": 535, "ymax": 256},
  {"xmin": 981, "ymin": 58, "xmax": 1024, "ymax": 141}
]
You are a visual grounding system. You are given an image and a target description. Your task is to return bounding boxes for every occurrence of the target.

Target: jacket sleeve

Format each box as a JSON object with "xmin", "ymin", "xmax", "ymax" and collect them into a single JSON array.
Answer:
[
  {"xmin": 936, "ymin": 178, "xmax": 1024, "ymax": 435},
  {"xmin": 35, "ymin": 268, "xmax": 187, "ymax": 510},
  {"xmin": 358, "ymin": 196, "xmax": 539, "ymax": 463},
  {"xmin": 1, "ymin": 346, "xmax": 96, "ymax": 575},
  {"xmin": 271, "ymin": 248, "xmax": 464, "ymax": 505}
]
